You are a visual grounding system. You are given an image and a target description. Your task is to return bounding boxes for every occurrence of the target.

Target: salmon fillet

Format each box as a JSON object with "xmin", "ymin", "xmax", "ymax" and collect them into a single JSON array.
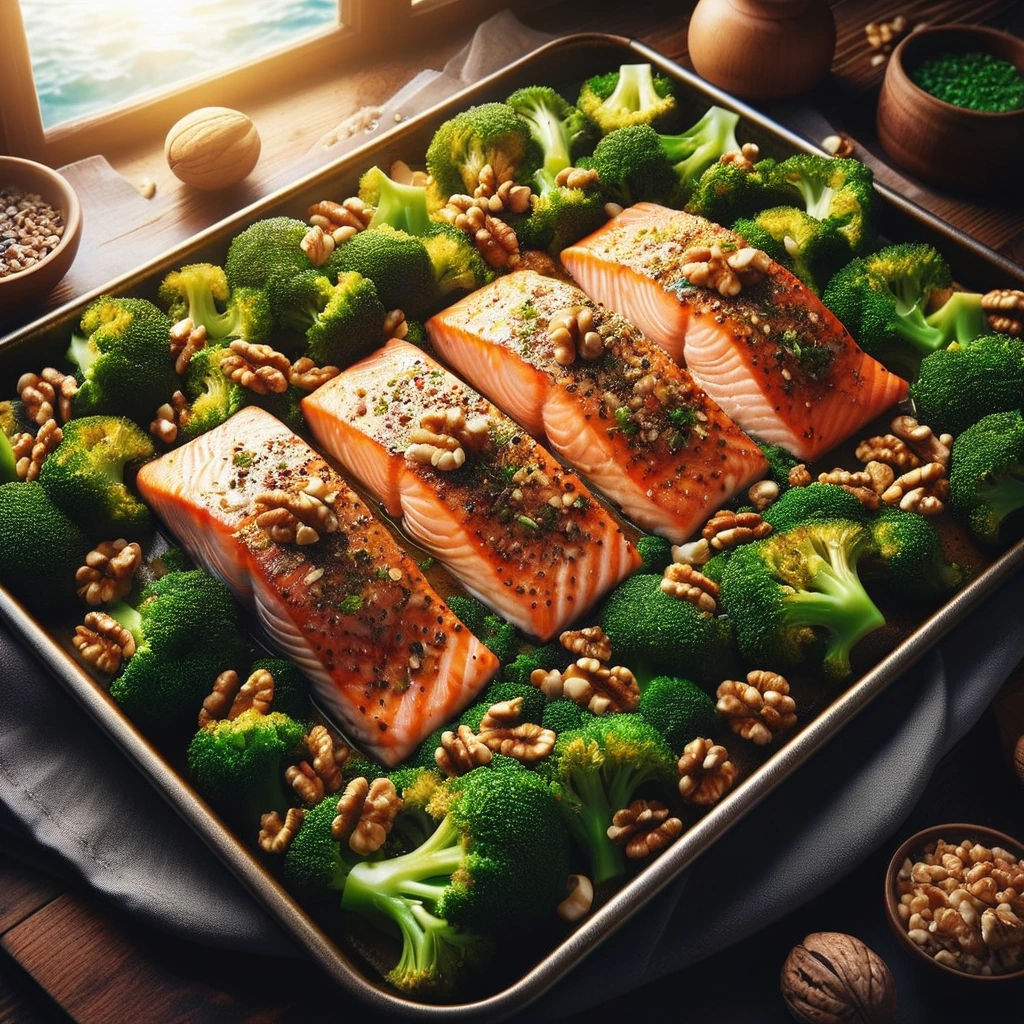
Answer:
[
  {"xmin": 561, "ymin": 203, "xmax": 908, "ymax": 460},
  {"xmin": 135, "ymin": 406, "xmax": 498, "ymax": 765},
  {"xmin": 302, "ymin": 339, "xmax": 640, "ymax": 640},
  {"xmin": 426, "ymin": 270, "xmax": 767, "ymax": 544}
]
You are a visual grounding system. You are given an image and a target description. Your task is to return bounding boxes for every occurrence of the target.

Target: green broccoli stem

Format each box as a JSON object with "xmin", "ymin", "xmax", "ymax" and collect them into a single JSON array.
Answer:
[
  {"xmin": 67, "ymin": 334, "xmax": 99, "ymax": 374},
  {"xmin": 105, "ymin": 599, "xmax": 144, "ymax": 644},
  {"xmin": 924, "ymin": 292, "xmax": 987, "ymax": 346},
  {"xmin": 340, "ymin": 814, "xmax": 463, "ymax": 915},
  {"xmin": 781, "ymin": 542, "xmax": 884, "ymax": 677},
  {"xmin": 368, "ymin": 177, "xmax": 432, "ymax": 236},
  {"xmin": 791, "ymin": 179, "xmax": 835, "ymax": 222},
  {"xmin": 565, "ymin": 767, "xmax": 626, "ymax": 885},
  {"xmin": 604, "ymin": 63, "xmax": 662, "ymax": 117},
  {"xmin": 0, "ymin": 431, "xmax": 16, "ymax": 484},
  {"xmin": 523, "ymin": 102, "xmax": 573, "ymax": 179}
]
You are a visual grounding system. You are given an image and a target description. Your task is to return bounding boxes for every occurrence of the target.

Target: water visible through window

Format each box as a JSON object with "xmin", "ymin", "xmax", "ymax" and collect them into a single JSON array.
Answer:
[{"xmin": 21, "ymin": 0, "xmax": 340, "ymax": 129}]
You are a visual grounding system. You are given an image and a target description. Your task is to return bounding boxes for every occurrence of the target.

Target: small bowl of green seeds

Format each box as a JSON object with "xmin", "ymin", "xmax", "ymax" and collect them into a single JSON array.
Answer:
[{"xmin": 877, "ymin": 24, "xmax": 1024, "ymax": 191}]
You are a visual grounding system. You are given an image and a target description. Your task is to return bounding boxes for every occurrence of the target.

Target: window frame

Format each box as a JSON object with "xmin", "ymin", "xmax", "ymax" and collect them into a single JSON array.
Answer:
[{"xmin": 1, "ymin": 0, "xmax": 548, "ymax": 167}]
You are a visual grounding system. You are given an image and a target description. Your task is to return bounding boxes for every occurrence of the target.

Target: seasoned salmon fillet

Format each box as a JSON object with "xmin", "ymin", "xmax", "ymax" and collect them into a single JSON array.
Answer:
[
  {"xmin": 561, "ymin": 203, "xmax": 908, "ymax": 460},
  {"xmin": 302, "ymin": 340, "xmax": 640, "ymax": 640},
  {"xmin": 135, "ymin": 406, "xmax": 498, "ymax": 765},
  {"xmin": 426, "ymin": 270, "xmax": 767, "ymax": 544}
]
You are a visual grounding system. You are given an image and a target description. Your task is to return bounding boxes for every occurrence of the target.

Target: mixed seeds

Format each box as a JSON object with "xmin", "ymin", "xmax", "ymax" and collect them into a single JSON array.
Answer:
[{"xmin": 0, "ymin": 186, "xmax": 64, "ymax": 278}]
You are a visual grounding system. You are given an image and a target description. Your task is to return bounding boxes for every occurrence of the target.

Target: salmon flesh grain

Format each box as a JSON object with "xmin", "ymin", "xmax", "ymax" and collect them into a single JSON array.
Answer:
[{"xmin": 135, "ymin": 406, "xmax": 498, "ymax": 765}]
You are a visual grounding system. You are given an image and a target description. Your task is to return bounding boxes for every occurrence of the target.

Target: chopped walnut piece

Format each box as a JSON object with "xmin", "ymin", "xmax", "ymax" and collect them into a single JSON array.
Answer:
[
  {"xmin": 288, "ymin": 357, "xmax": 339, "ymax": 392},
  {"xmin": 476, "ymin": 698, "xmax": 557, "ymax": 763},
  {"xmin": 532, "ymin": 657, "xmax": 640, "ymax": 716},
  {"xmin": 198, "ymin": 669, "xmax": 243, "ymax": 727},
  {"xmin": 168, "ymin": 318, "xmax": 208, "ymax": 375},
  {"xmin": 880, "ymin": 461, "xmax": 948, "ymax": 516},
  {"xmin": 436, "ymin": 724, "xmax": 492, "ymax": 776},
  {"xmin": 307, "ymin": 197, "xmax": 374, "ymax": 245},
  {"xmin": 670, "ymin": 538, "xmax": 711, "ymax": 567},
  {"xmin": 720, "ymin": 142, "xmax": 761, "ymax": 173},
  {"xmin": 678, "ymin": 243, "xmax": 770, "ymax": 297},
  {"xmin": 821, "ymin": 133, "xmax": 855, "ymax": 158},
  {"xmin": 660, "ymin": 562, "xmax": 719, "ymax": 613},
  {"xmin": 390, "ymin": 160, "xmax": 430, "ymax": 188},
  {"xmin": 559, "ymin": 625, "xmax": 612, "ymax": 663},
  {"xmin": 855, "ymin": 433, "xmax": 921, "ymax": 471},
  {"xmin": 677, "ymin": 738, "xmax": 738, "ymax": 806},
  {"xmin": 554, "ymin": 166, "xmax": 600, "ymax": 190},
  {"xmin": 254, "ymin": 482, "xmax": 340, "ymax": 545},
  {"xmin": 72, "ymin": 610, "xmax": 137, "ymax": 674},
  {"xmin": 557, "ymin": 874, "xmax": 594, "ymax": 922},
  {"xmin": 382, "ymin": 308, "xmax": 409, "ymax": 340},
  {"xmin": 607, "ymin": 799, "xmax": 682, "ymax": 860},
  {"xmin": 17, "ymin": 370, "xmax": 55, "ymax": 425},
  {"xmin": 221, "ymin": 340, "xmax": 290, "ymax": 395},
  {"xmin": 548, "ymin": 305, "xmax": 605, "ymax": 366},
  {"xmin": 285, "ymin": 761, "xmax": 325, "ymax": 806},
  {"xmin": 747, "ymin": 479, "xmax": 779, "ymax": 510},
  {"xmin": 76, "ymin": 539, "xmax": 143, "ymax": 606},
  {"xmin": 982, "ymin": 288, "xmax": 1024, "ymax": 338},
  {"xmin": 816, "ymin": 468, "xmax": 881, "ymax": 509},
  {"xmin": 405, "ymin": 407, "xmax": 490, "ymax": 472},
  {"xmin": 332, "ymin": 777, "xmax": 402, "ymax": 855},
  {"xmin": 14, "ymin": 417, "xmax": 61, "ymax": 481},
  {"xmin": 258, "ymin": 807, "xmax": 305, "ymax": 854},
  {"xmin": 702, "ymin": 508, "xmax": 772, "ymax": 550},
  {"xmin": 717, "ymin": 669, "xmax": 796, "ymax": 745},
  {"xmin": 306, "ymin": 724, "xmax": 344, "ymax": 794},
  {"xmin": 301, "ymin": 224, "xmax": 335, "ymax": 267},
  {"xmin": 891, "ymin": 415, "xmax": 952, "ymax": 469},
  {"xmin": 150, "ymin": 391, "xmax": 190, "ymax": 445},
  {"xmin": 788, "ymin": 463, "xmax": 813, "ymax": 488}
]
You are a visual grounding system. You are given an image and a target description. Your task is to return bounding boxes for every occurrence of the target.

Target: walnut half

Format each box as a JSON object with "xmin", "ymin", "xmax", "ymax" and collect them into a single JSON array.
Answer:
[{"xmin": 780, "ymin": 932, "xmax": 896, "ymax": 1024}]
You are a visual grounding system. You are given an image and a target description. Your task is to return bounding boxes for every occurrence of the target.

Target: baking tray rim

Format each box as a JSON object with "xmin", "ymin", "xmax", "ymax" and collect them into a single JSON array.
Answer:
[{"xmin": 2, "ymin": 31, "xmax": 1023, "ymax": 1021}]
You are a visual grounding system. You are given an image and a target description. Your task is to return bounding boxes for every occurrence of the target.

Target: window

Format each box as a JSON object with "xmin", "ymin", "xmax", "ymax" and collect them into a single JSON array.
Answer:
[{"xmin": 0, "ymin": 0, "xmax": 551, "ymax": 168}]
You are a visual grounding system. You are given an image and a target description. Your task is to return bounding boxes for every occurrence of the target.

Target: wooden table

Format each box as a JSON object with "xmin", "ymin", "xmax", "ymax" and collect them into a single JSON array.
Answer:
[{"xmin": 2, "ymin": 2, "xmax": 1023, "ymax": 1020}]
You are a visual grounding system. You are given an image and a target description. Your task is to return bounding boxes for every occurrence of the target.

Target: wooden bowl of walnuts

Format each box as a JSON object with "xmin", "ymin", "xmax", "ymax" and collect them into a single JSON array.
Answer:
[{"xmin": 885, "ymin": 823, "xmax": 1024, "ymax": 981}]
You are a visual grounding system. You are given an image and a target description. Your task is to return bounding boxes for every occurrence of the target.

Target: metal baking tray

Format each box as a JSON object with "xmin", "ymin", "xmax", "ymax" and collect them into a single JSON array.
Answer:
[{"xmin": 2, "ymin": 33, "xmax": 1023, "ymax": 1020}]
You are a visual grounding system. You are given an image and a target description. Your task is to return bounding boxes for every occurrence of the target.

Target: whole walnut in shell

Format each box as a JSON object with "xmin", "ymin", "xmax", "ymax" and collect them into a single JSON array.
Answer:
[{"xmin": 781, "ymin": 932, "xmax": 896, "ymax": 1024}]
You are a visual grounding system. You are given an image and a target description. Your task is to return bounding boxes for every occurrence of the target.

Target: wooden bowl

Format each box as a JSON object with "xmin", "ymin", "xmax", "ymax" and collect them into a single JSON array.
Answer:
[
  {"xmin": 0, "ymin": 157, "xmax": 82, "ymax": 316},
  {"xmin": 877, "ymin": 25, "xmax": 1024, "ymax": 191},
  {"xmin": 884, "ymin": 823, "xmax": 1024, "ymax": 982}
]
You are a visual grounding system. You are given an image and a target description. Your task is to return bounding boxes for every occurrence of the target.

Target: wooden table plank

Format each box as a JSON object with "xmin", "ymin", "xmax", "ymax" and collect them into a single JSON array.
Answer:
[{"xmin": 0, "ymin": 857, "xmax": 62, "ymax": 937}]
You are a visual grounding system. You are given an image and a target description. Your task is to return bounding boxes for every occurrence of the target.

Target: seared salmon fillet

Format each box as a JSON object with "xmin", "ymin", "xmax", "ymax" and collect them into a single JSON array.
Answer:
[
  {"xmin": 426, "ymin": 270, "xmax": 767, "ymax": 544},
  {"xmin": 302, "ymin": 340, "xmax": 640, "ymax": 640},
  {"xmin": 135, "ymin": 406, "xmax": 498, "ymax": 765},
  {"xmin": 561, "ymin": 203, "xmax": 908, "ymax": 460}
]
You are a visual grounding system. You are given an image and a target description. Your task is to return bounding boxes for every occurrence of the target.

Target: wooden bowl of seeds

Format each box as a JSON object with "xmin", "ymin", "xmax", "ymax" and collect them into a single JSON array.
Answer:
[
  {"xmin": 884, "ymin": 823, "xmax": 1024, "ymax": 981},
  {"xmin": 0, "ymin": 156, "xmax": 82, "ymax": 316}
]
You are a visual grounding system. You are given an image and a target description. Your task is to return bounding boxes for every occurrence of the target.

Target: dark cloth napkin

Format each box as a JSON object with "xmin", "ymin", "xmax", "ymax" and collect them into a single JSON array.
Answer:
[{"xmin": 2, "ymin": 11, "xmax": 1024, "ymax": 1021}]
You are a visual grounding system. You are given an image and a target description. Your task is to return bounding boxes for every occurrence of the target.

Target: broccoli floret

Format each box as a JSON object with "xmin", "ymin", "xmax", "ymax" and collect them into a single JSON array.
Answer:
[
  {"xmin": 685, "ymin": 157, "xmax": 779, "ymax": 224},
  {"xmin": 403, "ymin": 320, "xmax": 429, "ymax": 348},
  {"xmin": 426, "ymin": 102, "xmax": 541, "ymax": 203},
  {"xmin": 107, "ymin": 568, "xmax": 250, "ymax": 731},
  {"xmin": 822, "ymin": 243, "xmax": 988, "ymax": 376},
  {"xmin": 638, "ymin": 675, "xmax": 717, "ymax": 750},
  {"xmin": 335, "ymin": 226, "xmax": 437, "ymax": 317},
  {"xmin": 599, "ymin": 573, "xmax": 735, "ymax": 685},
  {"xmin": 273, "ymin": 269, "xmax": 386, "ymax": 367},
  {"xmin": 187, "ymin": 708, "xmax": 306, "ymax": 826},
  {"xmin": 445, "ymin": 595, "xmax": 519, "ymax": 664},
  {"xmin": 584, "ymin": 125, "xmax": 681, "ymax": 209},
  {"xmin": 67, "ymin": 297, "xmax": 177, "ymax": 424},
  {"xmin": 755, "ymin": 440, "xmax": 800, "ymax": 492},
  {"xmin": 635, "ymin": 534, "xmax": 674, "ymax": 573},
  {"xmin": 284, "ymin": 792, "xmax": 358, "ymax": 902},
  {"xmin": 762, "ymin": 482, "xmax": 870, "ymax": 532},
  {"xmin": 249, "ymin": 656, "xmax": 312, "ymax": 723},
  {"xmin": 658, "ymin": 106, "xmax": 742, "ymax": 201},
  {"xmin": 949, "ymin": 410, "xmax": 1024, "ymax": 545},
  {"xmin": 157, "ymin": 263, "xmax": 272, "ymax": 344},
  {"xmin": 578, "ymin": 63, "xmax": 677, "ymax": 134},
  {"xmin": 502, "ymin": 640, "xmax": 572, "ymax": 686},
  {"xmin": 768, "ymin": 154, "xmax": 876, "ymax": 254},
  {"xmin": 0, "ymin": 481, "xmax": 89, "ymax": 607},
  {"xmin": 249, "ymin": 384, "xmax": 307, "ymax": 435},
  {"xmin": 507, "ymin": 85, "xmax": 599, "ymax": 185},
  {"xmin": 541, "ymin": 698, "xmax": 595, "ymax": 735},
  {"xmin": 179, "ymin": 346, "xmax": 246, "ymax": 441},
  {"xmin": 516, "ymin": 182, "xmax": 607, "ymax": 255},
  {"xmin": 909, "ymin": 334, "xmax": 1024, "ymax": 436},
  {"xmin": 337, "ymin": 761, "xmax": 569, "ymax": 994},
  {"xmin": 734, "ymin": 206, "xmax": 850, "ymax": 294},
  {"xmin": 867, "ymin": 506, "xmax": 964, "ymax": 600},
  {"xmin": 719, "ymin": 520, "xmax": 884, "ymax": 678},
  {"xmin": 539, "ymin": 714, "xmax": 676, "ymax": 883},
  {"xmin": 224, "ymin": 216, "xmax": 343, "ymax": 297},
  {"xmin": 39, "ymin": 416, "xmax": 153, "ymax": 540},
  {"xmin": 421, "ymin": 223, "xmax": 494, "ymax": 297}
]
